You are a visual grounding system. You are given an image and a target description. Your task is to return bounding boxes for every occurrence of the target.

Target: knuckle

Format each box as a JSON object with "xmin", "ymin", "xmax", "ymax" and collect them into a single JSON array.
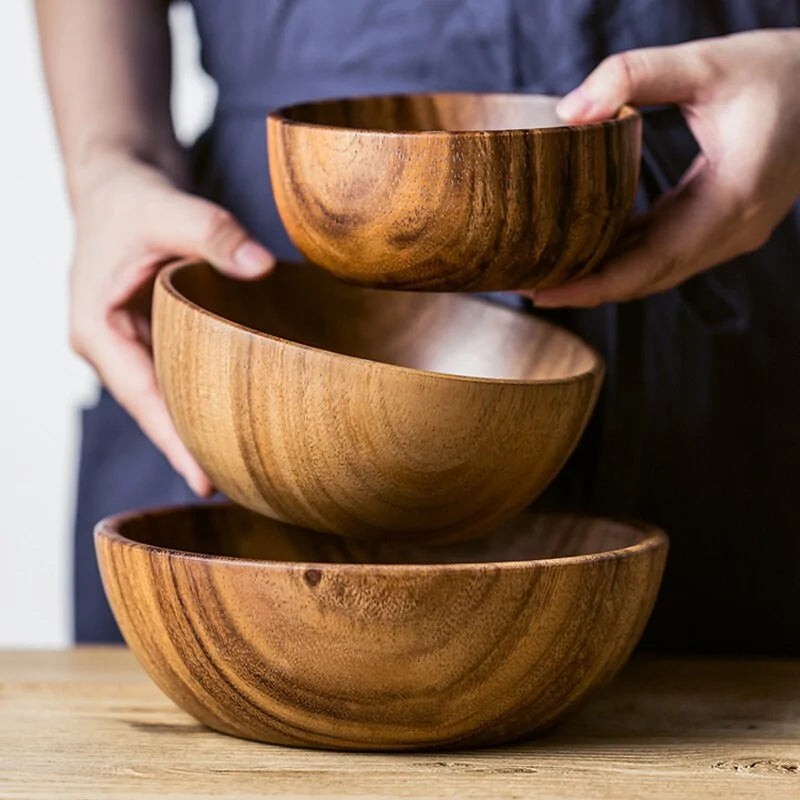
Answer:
[
  {"xmin": 603, "ymin": 52, "xmax": 639, "ymax": 98},
  {"xmin": 199, "ymin": 206, "xmax": 236, "ymax": 247},
  {"xmin": 690, "ymin": 48, "xmax": 722, "ymax": 88},
  {"xmin": 68, "ymin": 321, "xmax": 92, "ymax": 359},
  {"xmin": 647, "ymin": 246, "xmax": 686, "ymax": 281},
  {"xmin": 725, "ymin": 185, "xmax": 772, "ymax": 253},
  {"xmin": 110, "ymin": 361, "xmax": 159, "ymax": 412},
  {"xmin": 128, "ymin": 373, "xmax": 159, "ymax": 402},
  {"xmin": 615, "ymin": 237, "xmax": 688, "ymax": 299},
  {"xmin": 649, "ymin": 251, "xmax": 684, "ymax": 287},
  {"xmin": 68, "ymin": 328, "xmax": 87, "ymax": 358},
  {"xmin": 675, "ymin": 40, "xmax": 721, "ymax": 89},
  {"xmin": 740, "ymin": 221, "xmax": 773, "ymax": 254},
  {"xmin": 739, "ymin": 192, "xmax": 768, "ymax": 227}
]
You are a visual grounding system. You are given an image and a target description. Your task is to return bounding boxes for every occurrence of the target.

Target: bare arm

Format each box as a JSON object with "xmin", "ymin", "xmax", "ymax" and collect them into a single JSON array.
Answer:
[
  {"xmin": 36, "ymin": 0, "xmax": 274, "ymax": 494},
  {"xmin": 36, "ymin": 0, "xmax": 183, "ymax": 196}
]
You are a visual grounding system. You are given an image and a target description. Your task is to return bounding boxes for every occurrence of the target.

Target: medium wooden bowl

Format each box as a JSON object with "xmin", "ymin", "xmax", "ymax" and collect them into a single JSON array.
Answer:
[
  {"xmin": 153, "ymin": 261, "xmax": 604, "ymax": 542},
  {"xmin": 96, "ymin": 503, "xmax": 667, "ymax": 751},
  {"xmin": 268, "ymin": 93, "xmax": 641, "ymax": 291}
]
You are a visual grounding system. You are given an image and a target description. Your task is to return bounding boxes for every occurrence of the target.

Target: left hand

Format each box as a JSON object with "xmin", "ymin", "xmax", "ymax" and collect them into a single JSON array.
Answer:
[{"xmin": 528, "ymin": 29, "xmax": 800, "ymax": 309}]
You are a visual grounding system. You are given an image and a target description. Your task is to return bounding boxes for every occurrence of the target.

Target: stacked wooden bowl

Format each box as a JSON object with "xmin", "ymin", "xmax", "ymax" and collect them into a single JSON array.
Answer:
[
  {"xmin": 96, "ymin": 93, "xmax": 665, "ymax": 751},
  {"xmin": 268, "ymin": 93, "xmax": 641, "ymax": 291}
]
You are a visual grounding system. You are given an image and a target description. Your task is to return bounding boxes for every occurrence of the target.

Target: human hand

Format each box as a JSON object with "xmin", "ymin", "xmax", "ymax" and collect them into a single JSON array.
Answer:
[
  {"xmin": 528, "ymin": 29, "xmax": 800, "ymax": 308},
  {"xmin": 69, "ymin": 154, "xmax": 275, "ymax": 494}
]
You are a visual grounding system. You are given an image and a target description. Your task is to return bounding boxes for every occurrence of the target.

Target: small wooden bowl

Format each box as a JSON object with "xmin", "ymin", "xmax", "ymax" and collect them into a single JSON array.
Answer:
[
  {"xmin": 96, "ymin": 504, "xmax": 667, "ymax": 751},
  {"xmin": 268, "ymin": 93, "xmax": 641, "ymax": 291},
  {"xmin": 153, "ymin": 261, "xmax": 604, "ymax": 542}
]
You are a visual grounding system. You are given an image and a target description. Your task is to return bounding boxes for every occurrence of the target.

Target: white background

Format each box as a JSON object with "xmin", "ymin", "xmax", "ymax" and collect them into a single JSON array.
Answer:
[{"xmin": 0, "ymin": 2, "xmax": 215, "ymax": 647}]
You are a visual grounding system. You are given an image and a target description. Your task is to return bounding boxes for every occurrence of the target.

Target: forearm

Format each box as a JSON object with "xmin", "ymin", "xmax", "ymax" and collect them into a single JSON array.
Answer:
[{"xmin": 35, "ymin": 0, "xmax": 184, "ymax": 204}]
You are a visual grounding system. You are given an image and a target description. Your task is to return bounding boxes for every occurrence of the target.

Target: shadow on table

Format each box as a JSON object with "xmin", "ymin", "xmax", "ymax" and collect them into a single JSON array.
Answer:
[
  {"xmin": 383, "ymin": 657, "xmax": 800, "ymax": 778},
  {"xmin": 543, "ymin": 656, "xmax": 800, "ymax": 744}
]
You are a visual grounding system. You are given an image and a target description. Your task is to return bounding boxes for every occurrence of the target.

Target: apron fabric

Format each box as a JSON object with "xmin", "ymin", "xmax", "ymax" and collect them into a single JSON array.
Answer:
[{"xmin": 75, "ymin": 0, "xmax": 800, "ymax": 652}]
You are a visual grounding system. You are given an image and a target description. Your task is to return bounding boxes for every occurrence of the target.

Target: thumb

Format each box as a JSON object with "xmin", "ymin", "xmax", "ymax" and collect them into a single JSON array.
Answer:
[
  {"xmin": 556, "ymin": 42, "xmax": 709, "ymax": 122},
  {"xmin": 149, "ymin": 188, "xmax": 275, "ymax": 279}
]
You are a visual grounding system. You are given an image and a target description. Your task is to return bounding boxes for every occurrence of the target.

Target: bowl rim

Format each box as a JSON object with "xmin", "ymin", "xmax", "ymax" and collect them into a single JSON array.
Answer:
[
  {"xmin": 266, "ymin": 91, "xmax": 640, "ymax": 137},
  {"xmin": 95, "ymin": 504, "xmax": 668, "ymax": 573},
  {"xmin": 157, "ymin": 260, "xmax": 605, "ymax": 388}
]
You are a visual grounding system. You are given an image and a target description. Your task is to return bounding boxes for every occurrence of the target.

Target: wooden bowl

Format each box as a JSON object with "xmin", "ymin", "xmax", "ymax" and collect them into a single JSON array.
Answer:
[
  {"xmin": 153, "ymin": 261, "xmax": 604, "ymax": 542},
  {"xmin": 96, "ymin": 503, "xmax": 667, "ymax": 751},
  {"xmin": 267, "ymin": 93, "xmax": 641, "ymax": 291}
]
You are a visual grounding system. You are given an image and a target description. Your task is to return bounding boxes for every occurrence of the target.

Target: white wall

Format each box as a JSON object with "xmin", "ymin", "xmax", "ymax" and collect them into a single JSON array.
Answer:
[{"xmin": 0, "ymin": 2, "xmax": 215, "ymax": 647}]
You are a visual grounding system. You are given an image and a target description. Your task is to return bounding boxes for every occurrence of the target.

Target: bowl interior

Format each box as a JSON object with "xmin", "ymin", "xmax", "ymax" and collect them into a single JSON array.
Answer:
[
  {"xmin": 104, "ymin": 504, "xmax": 657, "ymax": 566},
  {"xmin": 168, "ymin": 262, "xmax": 598, "ymax": 382},
  {"xmin": 276, "ymin": 92, "xmax": 630, "ymax": 133}
]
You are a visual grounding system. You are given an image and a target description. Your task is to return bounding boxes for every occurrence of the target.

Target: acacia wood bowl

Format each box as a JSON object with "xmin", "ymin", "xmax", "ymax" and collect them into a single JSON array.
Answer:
[
  {"xmin": 153, "ymin": 261, "xmax": 604, "ymax": 543},
  {"xmin": 96, "ymin": 503, "xmax": 667, "ymax": 751},
  {"xmin": 267, "ymin": 93, "xmax": 641, "ymax": 292}
]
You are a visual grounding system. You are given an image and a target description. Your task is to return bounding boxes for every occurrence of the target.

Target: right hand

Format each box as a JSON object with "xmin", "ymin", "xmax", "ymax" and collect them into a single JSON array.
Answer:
[{"xmin": 70, "ymin": 155, "xmax": 275, "ymax": 495}]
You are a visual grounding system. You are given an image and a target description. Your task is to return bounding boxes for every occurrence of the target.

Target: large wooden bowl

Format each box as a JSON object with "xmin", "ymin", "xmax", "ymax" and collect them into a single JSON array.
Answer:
[
  {"xmin": 96, "ymin": 503, "xmax": 667, "ymax": 751},
  {"xmin": 268, "ymin": 93, "xmax": 641, "ymax": 291},
  {"xmin": 153, "ymin": 261, "xmax": 604, "ymax": 542}
]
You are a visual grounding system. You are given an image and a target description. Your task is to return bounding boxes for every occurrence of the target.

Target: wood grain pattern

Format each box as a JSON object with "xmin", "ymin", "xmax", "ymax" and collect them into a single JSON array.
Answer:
[
  {"xmin": 95, "ymin": 504, "xmax": 667, "ymax": 751},
  {"xmin": 153, "ymin": 260, "xmax": 604, "ymax": 542},
  {"xmin": 5, "ymin": 648, "xmax": 800, "ymax": 800},
  {"xmin": 267, "ymin": 93, "xmax": 641, "ymax": 291}
]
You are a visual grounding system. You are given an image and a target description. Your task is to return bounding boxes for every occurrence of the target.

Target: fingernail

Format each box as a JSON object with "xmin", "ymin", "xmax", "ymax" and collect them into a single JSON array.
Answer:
[
  {"xmin": 556, "ymin": 89, "xmax": 594, "ymax": 121},
  {"xmin": 233, "ymin": 240, "xmax": 275, "ymax": 278},
  {"xmin": 181, "ymin": 459, "xmax": 214, "ymax": 497},
  {"xmin": 186, "ymin": 471, "xmax": 214, "ymax": 498}
]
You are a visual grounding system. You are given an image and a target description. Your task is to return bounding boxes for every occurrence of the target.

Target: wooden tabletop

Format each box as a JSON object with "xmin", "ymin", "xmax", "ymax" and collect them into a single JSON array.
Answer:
[{"xmin": 1, "ymin": 648, "xmax": 798, "ymax": 799}]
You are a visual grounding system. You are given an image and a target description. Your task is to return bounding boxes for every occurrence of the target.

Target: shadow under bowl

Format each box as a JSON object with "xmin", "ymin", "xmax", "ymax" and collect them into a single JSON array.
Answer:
[
  {"xmin": 153, "ymin": 261, "xmax": 604, "ymax": 543},
  {"xmin": 96, "ymin": 503, "xmax": 667, "ymax": 751},
  {"xmin": 268, "ymin": 92, "xmax": 641, "ymax": 291}
]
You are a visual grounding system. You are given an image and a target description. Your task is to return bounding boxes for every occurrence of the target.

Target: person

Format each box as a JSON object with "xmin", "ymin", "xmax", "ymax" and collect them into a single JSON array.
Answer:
[{"xmin": 36, "ymin": 1, "xmax": 800, "ymax": 651}]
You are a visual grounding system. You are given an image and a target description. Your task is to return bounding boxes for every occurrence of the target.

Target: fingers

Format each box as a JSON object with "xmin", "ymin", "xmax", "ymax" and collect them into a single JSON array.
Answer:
[
  {"xmin": 74, "ymin": 320, "xmax": 214, "ymax": 497},
  {"xmin": 532, "ymin": 158, "xmax": 754, "ymax": 308},
  {"xmin": 146, "ymin": 189, "xmax": 275, "ymax": 279},
  {"xmin": 556, "ymin": 43, "xmax": 712, "ymax": 122},
  {"xmin": 68, "ymin": 164, "xmax": 271, "ymax": 496}
]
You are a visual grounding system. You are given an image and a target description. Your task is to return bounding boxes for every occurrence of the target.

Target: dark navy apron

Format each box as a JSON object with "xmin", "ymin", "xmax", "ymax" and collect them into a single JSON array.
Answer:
[{"xmin": 75, "ymin": 0, "xmax": 800, "ymax": 652}]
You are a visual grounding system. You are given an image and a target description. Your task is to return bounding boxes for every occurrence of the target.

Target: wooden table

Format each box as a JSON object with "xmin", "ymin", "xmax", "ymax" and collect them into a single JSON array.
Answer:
[{"xmin": 1, "ymin": 648, "xmax": 798, "ymax": 799}]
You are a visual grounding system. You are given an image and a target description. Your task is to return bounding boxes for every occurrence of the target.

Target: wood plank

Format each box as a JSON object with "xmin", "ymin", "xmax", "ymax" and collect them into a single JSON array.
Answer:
[{"xmin": 1, "ymin": 648, "xmax": 799, "ymax": 799}]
